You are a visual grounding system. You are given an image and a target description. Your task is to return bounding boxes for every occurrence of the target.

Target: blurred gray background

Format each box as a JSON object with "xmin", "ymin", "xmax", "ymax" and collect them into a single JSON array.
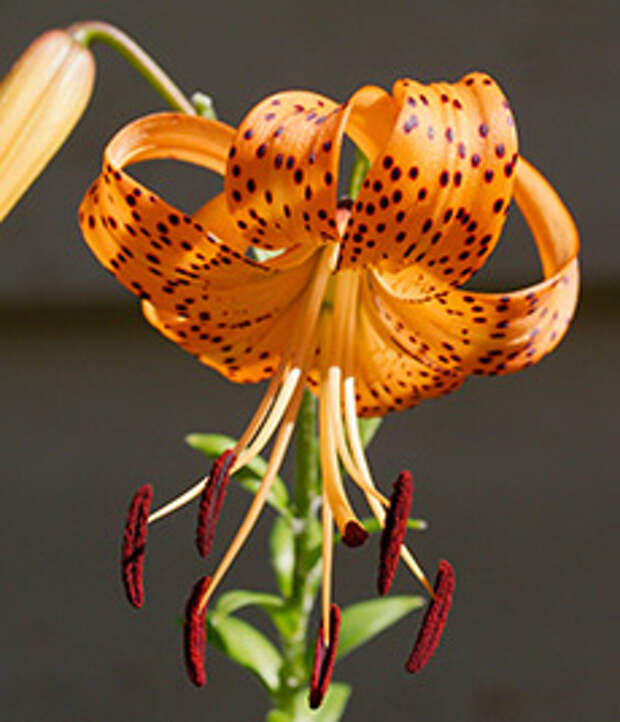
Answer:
[{"xmin": 1, "ymin": 1, "xmax": 618, "ymax": 720}]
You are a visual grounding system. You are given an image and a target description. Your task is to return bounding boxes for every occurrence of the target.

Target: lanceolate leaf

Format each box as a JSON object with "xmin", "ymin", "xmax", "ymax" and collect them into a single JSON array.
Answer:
[
  {"xmin": 337, "ymin": 596, "xmax": 425, "ymax": 661},
  {"xmin": 207, "ymin": 614, "xmax": 283, "ymax": 693},
  {"xmin": 351, "ymin": 516, "xmax": 427, "ymax": 537},
  {"xmin": 266, "ymin": 711, "xmax": 292, "ymax": 722},
  {"xmin": 213, "ymin": 589, "xmax": 284, "ymax": 618},
  {"xmin": 358, "ymin": 416, "xmax": 382, "ymax": 448},
  {"xmin": 186, "ymin": 433, "xmax": 290, "ymax": 515}
]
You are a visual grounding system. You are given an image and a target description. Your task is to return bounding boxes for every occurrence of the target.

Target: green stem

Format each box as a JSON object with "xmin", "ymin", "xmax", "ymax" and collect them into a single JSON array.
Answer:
[
  {"xmin": 67, "ymin": 20, "xmax": 196, "ymax": 114},
  {"xmin": 267, "ymin": 153, "xmax": 378, "ymax": 718},
  {"xmin": 293, "ymin": 391, "xmax": 320, "ymax": 516},
  {"xmin": 268, "ymin": 391, "xmax": 322, "ymax": 716},
  {"xmin": 348, "ymin": 148, "xmax": 371, "ymax": 199}
]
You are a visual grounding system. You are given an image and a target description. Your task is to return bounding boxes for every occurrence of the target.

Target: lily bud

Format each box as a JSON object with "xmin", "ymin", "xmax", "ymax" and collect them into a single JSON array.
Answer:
[{"xmin": 0, "ymin": 29, "xmax": 95, "ymax": 221}]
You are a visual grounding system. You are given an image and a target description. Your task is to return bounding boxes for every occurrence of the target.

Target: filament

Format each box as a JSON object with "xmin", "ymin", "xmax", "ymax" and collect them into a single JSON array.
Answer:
[
  {"xmin": 321, "ymin": 488, "xmax": 334, "ymax": 645},
  {"xmin": 341, "ymin": 275, "xmax": 434, "ymax": 597},
  {"xmin": 198, "ymin": 368, "xmax": 307, "ymax": 611},
  {"xmin": 319, "ymin": 312, "xmax": 366, "ymax": 542}
]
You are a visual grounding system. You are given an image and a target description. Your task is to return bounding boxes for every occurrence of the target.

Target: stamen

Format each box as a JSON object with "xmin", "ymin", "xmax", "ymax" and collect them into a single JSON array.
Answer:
[
  {"xmin": 327, "ymin": 365, "xmax": 389, "ymax": 508},
  {"xmin": 197, "ymin": 370, "xmax": 308, "ymax": 612},
  {"xmin": 339, "ymin": 276, "xmax": 434, "ymax": 597},
  {"xmin": 321, "ymin": 487, "xmax": 334, "ymax": 644},
  {"xmin": 319, "ymin": 313, "xmax": 368, "ymax": 546},
  {"xmin": 121, "ymin": 484, "xmax": 153, "ymax": 608},
  {"xmin": 147, "ymin": 359, "xmax": 288, "ymax": 526},
  {"xmin": 405, "ymin": 559, "xmax": 455, "ymax": 673},
  {"xmin": 343, "ymin": 520, "xmax": 370, "ymax": 547},
  {"xmin": 183, "ymin": 575, "xmax": 211, "ymax": 687},
  {"xmin": 195, "ymin": 249, "xmax": 336, "ymax": 610},
  {"xmin": 233, "ymin": 356, "xmax": 287, "ymax": 453},
  {"xmin": 196, "ymin": 450, "xmax": 236, "ymax": 558},
  {"xmin": 309, "ymin": 603, "xmax": 341, "ymax": 710},
  {"xmin": 378, "ymin": 471, "xmax": 413, "ymax": 595},
  {"xmin": 234, "ymin": 244, "xmax": 337, "ymax": 471},
  {"xmin": 234, "ymin": 366, "xmax": 301, "ymax": 470}
]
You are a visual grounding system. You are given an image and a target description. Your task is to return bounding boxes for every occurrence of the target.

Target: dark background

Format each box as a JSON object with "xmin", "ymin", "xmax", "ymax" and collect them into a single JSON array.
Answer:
[{"xmin": 1, "ymin": 1, "xmax": 618, "ymax": 720}]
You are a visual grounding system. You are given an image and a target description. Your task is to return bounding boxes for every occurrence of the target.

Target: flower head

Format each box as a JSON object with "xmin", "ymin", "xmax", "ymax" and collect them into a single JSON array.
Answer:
[
  {"xmin": 0, "ymin": 29, "xmax": 95, "ymax": 221},
  {"xmin": 78, "ymin": 72, "xmax": 579, "ymax": 696}
]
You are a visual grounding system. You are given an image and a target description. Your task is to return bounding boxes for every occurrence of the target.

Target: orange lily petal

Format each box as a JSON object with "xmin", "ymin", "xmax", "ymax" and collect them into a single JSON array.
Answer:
[
  {"xmin": 78, "ymin": 112, "xmax": 321, "ymax": 382},
  {"xmin": 224, "ymin": 90, "xmax": 342, "ymax": 254},
  {"xmin": 351, "ymin": 294, "xmax": 465, "ymax": 416},
  {"xmin": 223, "ymin": 86, "xmax": 401, "ymax": 259},
  {"xmin": 364, "ymin": 157, "xmax": 579, "ymax": 386},
  {"xmin": 338, "ymin": 72, "xmax": 517, "ymax": 278},
  {"xmin": 142, "ymin": 258, "xmax": 318, "ymax": 383}
]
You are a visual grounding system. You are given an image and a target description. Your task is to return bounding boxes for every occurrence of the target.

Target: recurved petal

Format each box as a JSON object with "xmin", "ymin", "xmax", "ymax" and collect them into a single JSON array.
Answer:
[
  {"xmin": 366, "ymin": 158, "xmax": 579, "ymax": 378},
  {"xmin": 343, "ymin": 290, "xmax": 466, "ymax": 417},
  {"xmin": 338, "ymin": 72, "xmax": 518, "ymax": 279},
  {"xmin": 78, "ymin": 112, "xmax": 259, "ymax": 312},
  {"xmin": 224, "ymin": 90, "xmax": 346, "ymax": 254},
  {"xmin": 142, "ymin": 252, "xmax": 319, "ymax": 383},
  {"xmin": 78, "ymin": 112, "xmax": 321, "ymax": 382}
]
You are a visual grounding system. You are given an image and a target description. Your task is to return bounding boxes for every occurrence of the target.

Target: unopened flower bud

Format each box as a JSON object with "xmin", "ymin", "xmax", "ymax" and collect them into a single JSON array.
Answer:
[{"xmin": 0, "ymin": 29, "xmax": 95, "ymax": 221}]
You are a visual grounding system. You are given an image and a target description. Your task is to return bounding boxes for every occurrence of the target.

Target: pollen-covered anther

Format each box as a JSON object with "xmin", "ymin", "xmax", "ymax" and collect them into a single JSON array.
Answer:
[
  {"xmin": 196, "ymin": 450, "xmax": 236, "ymax": 557},
  {"xmin": 183, "ymin": 575, "xmax": 211, "ymax": 686},
  {"xmin": 378, "ymin": 470, "xmax": 413, "ymax": 595},
  {"xmin": 121, "ymin": 483, "xmax": 153, "ymax": 608},
  {"xmin": 405, "ymin": 559, "xmax": 455, "ymax": 673},
  {"xmin": 309, "ymin": 603, "xmax": 341, "ymax": 709},
  {"xmin": 342, "ymin": 519, "xmax": 369, "ymax": 547}
]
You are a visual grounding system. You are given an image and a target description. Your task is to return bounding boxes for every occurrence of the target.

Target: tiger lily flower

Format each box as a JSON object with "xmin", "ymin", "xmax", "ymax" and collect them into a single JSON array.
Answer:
[
  {"xmin": 0, "ymin": 29, "xmax": 95, "ymax": 222},
  {"xmin": 78, "ymin": 72, "xmax": 579, "ymax": 691}
]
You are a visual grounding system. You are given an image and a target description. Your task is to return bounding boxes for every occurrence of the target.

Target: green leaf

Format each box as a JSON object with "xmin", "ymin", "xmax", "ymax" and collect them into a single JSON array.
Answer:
[
  {"xmin": 186, "ymin": 433, "xmax": 290, "ymax": 515},
  {"xmin": 266, "ymin": 711, "xmax": 292, "ymax": 722},
  {"xmin": 212, "ymin": 587, "xmax": 298, "ymax": 640},
  {"xmin": 358, "ymin": 416, "xmax": 382, "ymax": 448},
  {"xmin": 213, "ymin": 589, "xmax": 284, "ymax": 618},
  {"xmin": 337, "ymin": 595, "xmax": 425, "ymax": 660},
  {"xmin": 337, "ymin": 516, "xmax": 428, "ymax": 540},
  {"xmin": 289, "ymin": 683, "xmax": 351, "ymax": 722},
  {"xmin": 207, "ymin": 614, "xmax": 283, "ymax": 693},
  {"xmin": 270, "ymin": 516, "xmax": 295, "ymax": 598}
]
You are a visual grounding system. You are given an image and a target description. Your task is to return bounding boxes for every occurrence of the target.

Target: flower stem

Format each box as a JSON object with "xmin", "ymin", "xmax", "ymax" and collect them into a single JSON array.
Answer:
[
  {"xmin": 349, "ymin": 148, "xmax": 371, "ymax": 199},
  {"xmin": 293, "ymin": 391, "xmax": 320, "ymax": 517},
  {"xmin": 67, "ymin": 20, "xmax": 196, "ymax": 114},
  {"xmin": 270, "ymin": 391, "xmax": 322, "ymax": 714}
]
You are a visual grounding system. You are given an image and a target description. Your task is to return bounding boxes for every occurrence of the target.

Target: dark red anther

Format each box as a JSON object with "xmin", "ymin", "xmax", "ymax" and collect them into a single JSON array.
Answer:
[
  {"xmin": 121, "ymin": 484, "xmax": 153, "ymax": 608},
  {"xmin": 342, "ymin": 520, "xmax": 369, "ymax": 547},
  {"xmin": 405, "ymin": 559, "xmax": 455, "ymax": 673},
  {"xmin": 196, "ymin": 450, "xmax": 236, "ymax": 558},
  {"xmin": 183, "ymin": 575, "xmax": 211, "ymax": 687},
  {"xmin": 309, "ymin": 604, "xmax": 341, "ymax": 709},
  {"xmin": 378, "ymin": 470, "xmax": 413, "ymax": 595}
]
